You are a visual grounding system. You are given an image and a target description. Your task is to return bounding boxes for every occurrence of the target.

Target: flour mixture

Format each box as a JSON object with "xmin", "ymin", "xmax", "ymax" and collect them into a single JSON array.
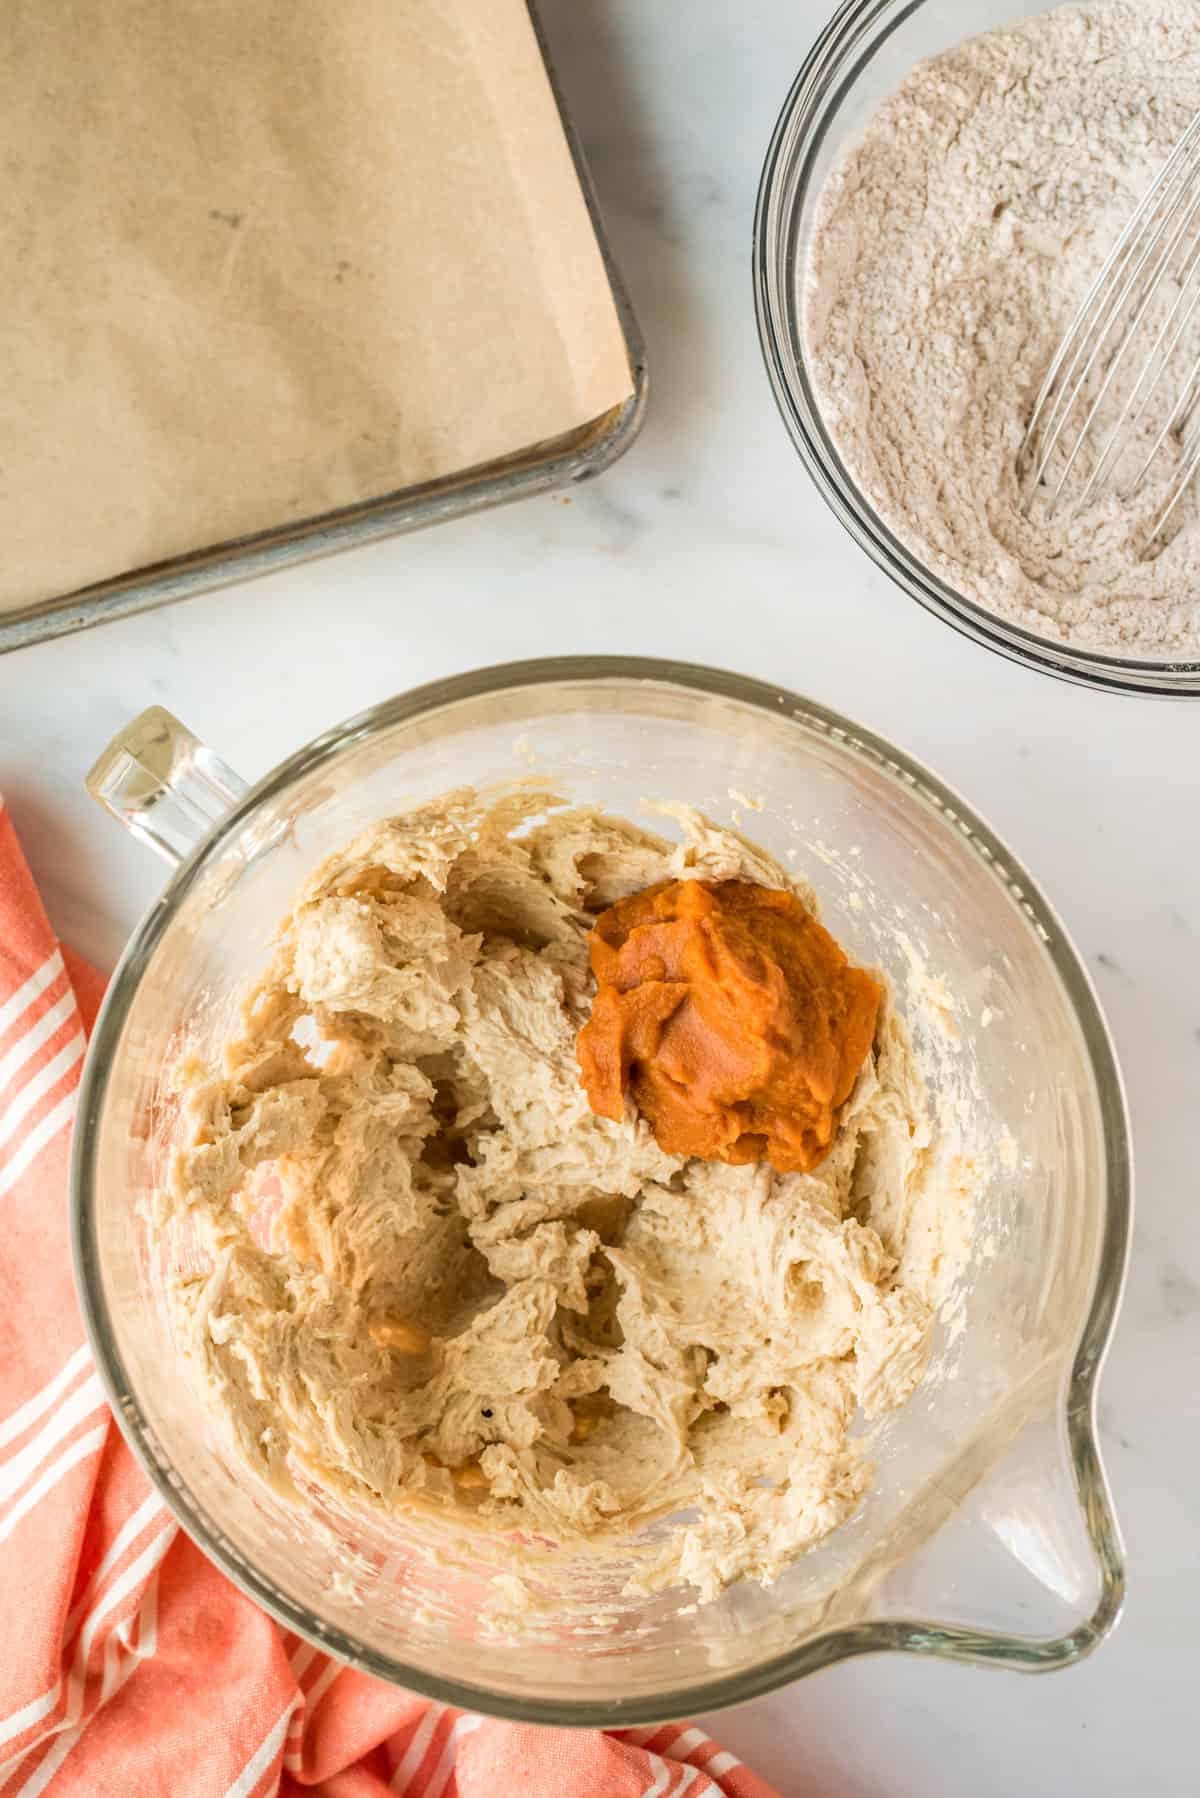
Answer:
[
  {"xmin": 163, "ymin": 792, "xmax": 967, "ymax": 1600},
  {"xmin": 804, "ymin": 0, "xmax": 1200, "ymax": 657}
]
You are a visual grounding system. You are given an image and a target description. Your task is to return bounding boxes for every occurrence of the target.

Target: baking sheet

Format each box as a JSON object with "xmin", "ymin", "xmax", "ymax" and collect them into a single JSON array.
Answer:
[{"xmin": 0, "ymin": 0, "xmax": 643, "ymax": 653}]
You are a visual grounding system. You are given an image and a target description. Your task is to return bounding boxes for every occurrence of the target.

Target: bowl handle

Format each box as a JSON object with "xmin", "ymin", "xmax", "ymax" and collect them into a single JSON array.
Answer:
[{"xmin": 85, "ymin": 706, "xmax": 248, "ymax": 868}]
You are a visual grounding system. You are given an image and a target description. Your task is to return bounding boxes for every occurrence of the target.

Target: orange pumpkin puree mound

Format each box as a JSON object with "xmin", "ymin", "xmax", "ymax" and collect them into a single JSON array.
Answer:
[{"xmin": 577, "ymin": 878, "xmax": 882, "ymax": 1174}]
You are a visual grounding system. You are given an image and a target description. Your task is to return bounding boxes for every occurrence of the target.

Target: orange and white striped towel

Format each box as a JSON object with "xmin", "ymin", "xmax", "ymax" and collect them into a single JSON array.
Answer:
[{"xmin": 0, "ymin": 798, "xmax": 782, "ymax": 1798}]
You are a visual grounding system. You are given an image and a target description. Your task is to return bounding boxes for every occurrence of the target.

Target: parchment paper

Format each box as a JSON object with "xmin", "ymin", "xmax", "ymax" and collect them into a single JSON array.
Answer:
[{"xmin": 0, "ymin": 0, "xmax": 634, "ymax": 613}]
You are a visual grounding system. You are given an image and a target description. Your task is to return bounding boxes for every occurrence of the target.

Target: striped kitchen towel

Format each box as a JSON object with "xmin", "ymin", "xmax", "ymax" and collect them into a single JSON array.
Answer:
[{"xmin": 0, "ymin": 796, "xmax": 781, "ymax": 1798}]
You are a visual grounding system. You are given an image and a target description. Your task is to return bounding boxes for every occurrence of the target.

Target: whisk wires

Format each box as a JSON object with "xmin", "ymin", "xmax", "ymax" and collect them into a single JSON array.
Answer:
[{"xmin": 1018, "ymin": 107, "xmax": 1200, "ymax": 548}]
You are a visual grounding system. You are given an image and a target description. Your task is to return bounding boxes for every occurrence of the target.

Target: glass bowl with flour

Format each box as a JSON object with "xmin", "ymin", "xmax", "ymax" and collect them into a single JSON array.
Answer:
[
  {"xmin": 756, "ymin": 0, "xmax": 1200, "ymax": 693},
  {"xmin": 75, "ymin": 661, "xmax": 1128, "ymax": 1720}
]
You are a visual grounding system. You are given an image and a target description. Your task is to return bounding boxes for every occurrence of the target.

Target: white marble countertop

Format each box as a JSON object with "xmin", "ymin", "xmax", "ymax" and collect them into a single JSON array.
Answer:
[{"xmin": 1, "ymin": 4, "xmax": 1194, "ymax": 1792}]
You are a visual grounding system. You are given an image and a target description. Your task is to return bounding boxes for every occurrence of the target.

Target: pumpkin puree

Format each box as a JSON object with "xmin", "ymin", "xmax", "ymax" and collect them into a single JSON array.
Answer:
[{"xmin": 577, "ymin": 878, "xmax": 881, "ymax": 1173}]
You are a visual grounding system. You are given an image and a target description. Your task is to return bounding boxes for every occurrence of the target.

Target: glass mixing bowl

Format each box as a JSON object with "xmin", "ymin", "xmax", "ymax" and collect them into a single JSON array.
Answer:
[
  {"xmin": 754, "ymin": 0, "xmax": 1200, "ymax": 697},
  {"xmin": 74, "ymin": 657, "xmax": 1129, "ymax": 1723}
]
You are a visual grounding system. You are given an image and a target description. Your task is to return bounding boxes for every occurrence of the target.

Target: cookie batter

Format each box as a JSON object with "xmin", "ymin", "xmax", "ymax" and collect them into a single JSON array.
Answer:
[{"xmin": 163, "ymin": 792, "xmax": 960, "ymax": 1600}]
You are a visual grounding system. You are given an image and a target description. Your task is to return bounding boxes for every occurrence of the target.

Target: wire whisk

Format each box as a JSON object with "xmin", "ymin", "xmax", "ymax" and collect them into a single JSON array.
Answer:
[{"xmin": 1019, "ymin": 107, "xmax": 1200, "ymax": 548}]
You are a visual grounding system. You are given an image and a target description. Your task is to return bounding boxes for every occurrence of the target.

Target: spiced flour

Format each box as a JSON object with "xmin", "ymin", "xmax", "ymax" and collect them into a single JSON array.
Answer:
[{"xmin": 804, "ymin": 0, "xmax": 1200, "ymax": 658}]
